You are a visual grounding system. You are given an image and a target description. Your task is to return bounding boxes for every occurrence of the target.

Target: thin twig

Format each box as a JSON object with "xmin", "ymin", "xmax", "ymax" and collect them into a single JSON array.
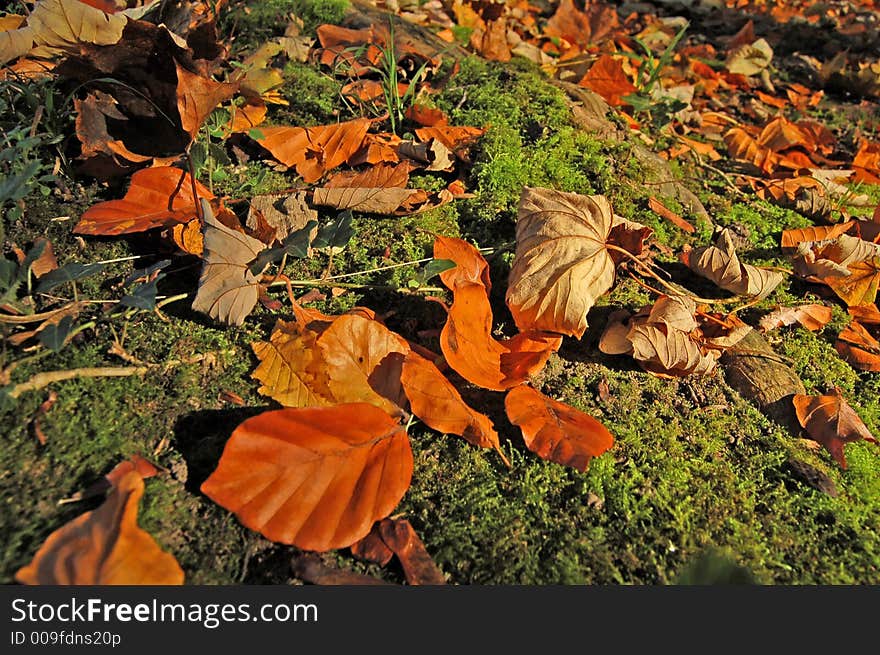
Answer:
[{"xmin": 7, "ymin": 367, "xmax": 150, "ymax": 398}]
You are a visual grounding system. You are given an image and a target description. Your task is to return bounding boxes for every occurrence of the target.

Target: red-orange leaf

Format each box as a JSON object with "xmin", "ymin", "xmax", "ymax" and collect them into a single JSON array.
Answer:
[
  {"xmin": 15, "ymin": 470, "xmax": 184, "ymax": 585},
  {"xmin": 201, "ymin": 404, "xmax": 413, "ymax": 551},
  {"xmin": 376, "ymin": 518, "xmax": 446, "ymax": 585},
  {"xmin": 256, "ymin": 118, "xmax": 372, "ymax": 183},
  {"xmin": 793, "ymin": 388, "xmax": 878, "ymax": 468},
  {"xmin": 835, "ymin": 320, "xmax": 880, "ymax": 371},
  {"xmin": 400, "ymin": 350, "xmax": 504, "ymax": 458},
  {"xmin": 578, "ymin": 55, "xmax": 637, "ymax": 107},
  {"xmin": 433, "ymin": 234, "xmax": 491, "ymax": 290},
  {"xmin": 75, "ymin": 167, "xmax": 213, "ymax": 235},
  {"xmin": 175, "ymin": 62, "xmax": 237, "ymax": 140},
  {"xmin": 505, "ymin": 385, "xmax": 613, "ymax": 472}
]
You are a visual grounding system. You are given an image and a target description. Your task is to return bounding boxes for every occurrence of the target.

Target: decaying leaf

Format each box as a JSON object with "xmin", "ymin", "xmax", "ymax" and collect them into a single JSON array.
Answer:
[
  {"xmin": 781, "ymin": 222, "xmax": 854, "ymax": 251},
  {"xmin": 687, "ymin": 228, "xmax": 785, "ymax": 299},
  {"xmin": 754, "ymin": 177, "xmax": 832, "ymax": 222},
  {"xmin": 835, "ymin": 320, "xmax": 880, "ymax": 372},
  {"xmin": 725, "ymin": 38, "xmax": 773, "ymax": 77},
  {"xmin": 15, "ymin": 469, "xmax": 184, "ymax": 585},
  {"xmin": 75, "ymin": 167, "xmax": 213, "ymax": 235},
  {"xmin": 793, "ymin": 388, "xmax": 878, "ymax": 468},
  {"xmin": 192, "ymin": 199, "xmax": 268, "ymax": 325},
  {"xmin": 376, "ymin": 518, "xmax": 446, "ymax": 585},
  {"xmin": 246, "ymin": 192, "xmax": 317, "ymax": 243},
  {"xmin": 175, "ymin": 61, "xmax": 237, "ymax": 140},
  {"xmin": 506, "ymin": 187, "xmax": 616, "ymax": 338},
  {"xmin": 759, "ymin": 304, "xmax": 833, "ymax": 332},
  {"xmin": 201, "ymin": 404, "xmax": 413, "ymax": 551},
  {"xmin": 792, "ymin": 234, "xmax": 880, "ymax": 306},
  {"xmin": 400, "ymin": 350, "xmax": 503, "ymax": 456},
  {"xmin": 579, "ymin": 54, "xmax": 637, "ymax": 107},
  {"xmin": 505, "ymin": 385, "xmax": 613, "ymax": 472}
]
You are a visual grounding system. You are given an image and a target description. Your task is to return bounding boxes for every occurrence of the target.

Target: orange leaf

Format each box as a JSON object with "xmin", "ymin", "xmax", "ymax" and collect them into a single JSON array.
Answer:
[
  {"xmin": 15, "ymin": 470, "xmax": 184, "ymax": 585},
  {"xmin": 578, "ymin": 54, "xmax": 637, "ymax": 107},
  {"xmin": 793, "ymin": 388, "xmax": 878, "ymax": 468},
  {"xmin": 376, "ymin": 518, "xmax": 446, "ymax": 585},
  {"xmin": 648, "ymin": 196, "xmax": 695, "ymax": 233},
  {"xmin": 175, "ymin": 62, "xmax": 237, "ymax": 140},
  {"xmin": 228, "ymin": 100, "xmax": 267, "ymax": 133},
  {"xmin": 758, "ymin": 304, "xmax": 833, "ymax": 332},
  {"xmin": 256, "ymin": 118, "xmax": 372, "ymax": 183},
  {"xmin": 849, "ymin": 303, "xmax": 880, "ymax": 325},
  {"xmin": 400, "ymin": 350, "xmax": 503, "ymax": 456},
  {"xmin": 414, "ymin": 125, "xmax": 485, "ymax": 155},
  {"xmin": 75, "ymin": 167, "xmax": 213, "ymax": 235},
  {"xmin": 201, "ymin": 404, "xmax": 413, "ymax": 551},
  {"xmin": 835, "ymin": 320, "xmax": 880, "ymax": 371},
  {"xmin": 433, "ymin": 234, "xmax": 491, "ymax": 291},
  {"xmin": 781, "ymin": 222, "xmax": 854, "ymax": 250},
  {"xmin": 505, "ymin": 385, "xmax": 613, "ymax": 472},
  {"xmin": 171, "ymin": 218, "xmax": 204, "ymax": 255},
  {"xmin": 853, "ymin": 140, "xmax": 880, "ymax": 185}
]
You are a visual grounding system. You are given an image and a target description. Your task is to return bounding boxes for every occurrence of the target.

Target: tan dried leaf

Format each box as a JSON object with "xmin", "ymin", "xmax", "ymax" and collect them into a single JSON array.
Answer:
[
  {"xmin": 688, "ymin": 228, "xmax": 785, "ymax": 298},
  {"xmin": 506, "ymin": 187, "xmax": 616, "ymax": 338}
]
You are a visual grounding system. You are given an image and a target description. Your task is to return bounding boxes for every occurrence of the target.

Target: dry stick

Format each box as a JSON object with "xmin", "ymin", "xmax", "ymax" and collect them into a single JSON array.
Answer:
[
  {"xmin": 7, "ymin": 367, "xmax": 149, "ymax": 399},
  {"xmin": 185, "ymin": 155, "xmax": 204, "ymax": 223},
  {"xmin": 0, "ymin": 302, "xmax": 82, "ymax": 325}
]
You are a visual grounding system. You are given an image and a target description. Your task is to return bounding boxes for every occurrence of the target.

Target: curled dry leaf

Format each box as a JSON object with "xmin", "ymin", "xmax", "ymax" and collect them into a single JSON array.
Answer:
[
  {"xmin": 246, "ymin": 192, "xmax": 317, "ymax": 243},
  {"xmin": 687, "ymin": 228, "xmax": 785, "ymax": 299},
  {"xmin": 793, "ymin": 234, "xmax": 880, "ymax": 306},
  {"xmin": 793, "ymin": 388, "xmax": 878, "ymax": 468},
  {"xmin": 754, "ymin": 176, "xmax": 832, "ymax": 222},
  {"xmin": 200, "ymin": 404, "xmax": 413, "ymax": 551},
  {"xmin": 835, "ymin": 320, "xmax": 880, "ymax": 372},
  {"xmin": 506, "ymin": 187, "xmax": 616, "ymax": 338},
  {"xmin": 256, "ymin": 118, "xmax": 372, "ymax": 183},
  {"xmin": 376, "ymin": 518, "xmax": 446, "ymax": 585},
  {"xmin": 505, "ymin": 385, "xmax": 613, "ymax": 472},
  {"xmin": 434, "ymin": 236, "xmax": 561, "ymax": 390},
  {"xmin": 192, "ymin": 199, "xmax": 268, "ymax": 326},
  {"xmin": 758, "ymin": 304, "xmax": 833, "ymax": 332},
  {"xmin": 15, "ymin": 469, "xmax": 184, "ymax": 585},
  {"xmin": 75, "ymin": 167, "xmax": 213, "ymax": 236},
  {"xmin": 781, "ymin": 222, "xmax": 854, "ymax": 251},
  {"xmin": 725, "ymin": 38, "xmax": 773, "ymax": 77},
  {"xmin": 400, "ymin": 350, "xmax": 503, "ymax": 456}
]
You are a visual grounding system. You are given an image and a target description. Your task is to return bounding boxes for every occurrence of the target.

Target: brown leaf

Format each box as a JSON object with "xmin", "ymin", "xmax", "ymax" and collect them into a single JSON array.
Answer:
[
  {"xmin": 228, "ymin": 100, "xmax": 267, "ymax": 133},
  {"xmin": 506, "ymin": 187, "xmax": 616, "ymax": 338},
  {"xmin": 853, "ymin": 140, "xmax": 880, "ymax": 185},
  {"xmin": 758, "ymin": 304, "xmax": 833, "ymax": 332},
  {"xmin": 754, "ymin": 177, "xmax": 832, "ymax": 222},
  {"xmin": 377, "ymin": 518, "xmax": 445, "ymax": 585},
  {"xmin": 413, "ymin": 125, "xmax": 485, "ymax": 157},
  {"xmin": 73, "ymin": 91, "xmax": 153, "ymax": 173},
  {"xmin": 245, "ymin": 192, "xmax": 317, "ymax": 243},
  {"xmin": 835, "ymin": 320, "xmax": 880, "ymax": 371},
  {"xmin": 15, "ymin": 470, "xmax": 184, "ymax": 584},
  {"xmin": 175, "ymin": 61, "xmax": 237, "ymax": 140},
  {"xmin": 400, "ymin": 350, "xmax": 502, "ymax": 455},
  {"xmin": 292, "ymin": 553, "xmax": 392, "ymax": 585},
  {"xmin": 793, "ymin": 235, "xmax": 880, "ymax": 306},
  {"xmin": 579, "ymin": 55, "xmax": 637, "ymax": 107},
  {"xmin": 75, "ymin": 167, "xmax": 213, "ymax": 235},
  {"xmin": 688, "ymin": 228, "xmax": 785, "ymax": 298},
  {"xmin": 781, "ymin": 222, "xmax": 854, "ymax": 251},
  {"xmin": 793, "ymin": 388, "xmax": 878, "ymax": 468},
  {"xmin": 725, "ymin": 38, "xmax": 772, "ymax": 77},
  {"xmin": 648, "ymin": 196, "xmax": 695, "ymax": 233},
  {"xmin": 192, "ymin": 199, "xmax": 268, "ymax": 325},
  {"xmin": 256, "ymin": 118, "xmax": 372, "ymax": 183},
  {"xmin": 29, "ymin": 237, "xmax": 58, "ymax": 278},
  {"xmin": 350, "ymin": 524, "xmax": 394, "ymax": 566},
  {"xmin": 505, "ymin": 385, "xmax": 614, "ymax": 472},
  {"xmin": 200, "ymin": 404, "xmax": 413, "ymax": 551},
  {"xmin": 849, "ymin": 303, "xmax": 880, "ymax": 325},
  {"xmin": 545, "ymin": 0, "xmax": 619, "ymax": 49}
]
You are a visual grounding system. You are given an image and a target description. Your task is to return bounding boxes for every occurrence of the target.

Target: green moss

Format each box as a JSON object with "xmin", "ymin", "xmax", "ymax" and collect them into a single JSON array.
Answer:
[
  {"xmin": 716, "ymin": 199, "xmax": 813, "ymax": 253},
  {"xmin": 278, "ymin": 62, "xmax": 344, "ymax": 126}
]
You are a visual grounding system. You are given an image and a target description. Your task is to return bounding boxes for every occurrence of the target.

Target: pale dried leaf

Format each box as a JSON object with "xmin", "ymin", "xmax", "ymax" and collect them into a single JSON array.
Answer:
[{"xmin": 688, "ymin": 229, "xmax": 785, "ymax": 298}]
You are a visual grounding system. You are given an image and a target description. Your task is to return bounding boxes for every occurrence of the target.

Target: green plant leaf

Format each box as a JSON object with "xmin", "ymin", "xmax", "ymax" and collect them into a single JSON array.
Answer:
[
  {"xmin": 35, "ymin": 262, "xmax": 104, "ymax": 294},
  {"xmin": 313, "ymin": 211, "xmax": 354, "ymax": 250},
  {"xmin": 39, "ymin": 315, "xmax": 74, "ymax": 352}
]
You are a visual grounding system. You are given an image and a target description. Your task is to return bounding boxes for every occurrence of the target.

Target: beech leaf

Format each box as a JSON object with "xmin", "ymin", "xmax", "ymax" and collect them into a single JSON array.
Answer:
[
  {"xmin": 200, "ymin": 404, "xmax": 413, "ymax": 551},
  {"xmin": 793, "ymin": 388, "xmax": 878, "ymax": 468},
  {"xmin": 506, "ymin": 187, "xmax": 616, "ymax": 338},
  {"xmin": 505, "ymin": 385, "xmax": 614, "ymax": 472},
  {"xmin": 759, "ymin": 304, "xmax": 833, "ymax": 332},
  {"xmin": 15, "ymin": 470, "xmax": 184, "ymax": 585},
  {"xmin": 835, "ymin": 320, "xmax": 880, "ymax": 372}
]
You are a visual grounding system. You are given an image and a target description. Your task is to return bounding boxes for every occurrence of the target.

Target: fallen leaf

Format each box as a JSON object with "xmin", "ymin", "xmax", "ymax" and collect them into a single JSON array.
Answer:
[
  {"xmin": 545, "ymin": 0, "xmax": 619, "ymax": 50},
  {"xmin": 793, "ymin": 388, "xmax": 878, "ymax": 468},
  {"xmin": 246, "ymin": 192, "xmax": 317, "ymax": 243},
  {"xmin": 579, "ymin": 55, "xmax": 637, "ymax": 107},
  {"xmin": 76, "ymin": 166, "xmax": 213, "ymax": 236},
  {"xmin": 506, "ymin": 187, "xmax": 616, "ymax": 338},
  {"xmin": 201, "ymin": 404, "xmax": 413, "ymax": 551},
  {"xmin": 251, "ymin": 319, "xmax": 335, "ymax": 408},
  {"xmin": 192, "ymin": 199, "xmax": 268, "ymax": 325},
  {"xmin": 15, "ymin": 469, "xmax": 184, "ymax": 584},
  {"xmin": 170, "ymin": 218, "xmax": 204, "ymax": 256},
  {"xmin": 853, "ymin": 140, "xmax": 880, "ymax": 184},
  {"xmin": 758, "ymin": 304, "xmax": 833, "ymax": 332},
  {"xmin": 291, "ymin": 553, "xmax": 392, "ymax": 585},
  {"xmin": 433, "ymin": 234, "xmax": 491, "ymax": 291},
  {"xmin": 256, "ymin": 118, "xmax": 372, "ymax": 183},
  {"xmin": 350, "ymin": 524, "xmax": 394, "ymax": 566},
  {"xmin": 505, "ymin": 385, "xmax": 613, "ymax": 472},
  {"xmin": 793, "ymin": 234, "xmax": 880, "ymax": 306},
  {"xmin": 754, "ymin": 176, "xmax": 832, "ymax": 222},
  {"xmin": 835, "ymin": 320, "xmax": 880, "ymax": 371},
  {"xmin": 725, "ymin": 38, "xmax": 773, "ymax": 76},
  {"xmin": 687, "ymin": 228, "xmax": 785, "ymax": 298},
  {"xmin": 849, "ymin": 303, "xmax": 880, "ymax": 324},
  {"xmin": 175, "ymin": 61, "xmax": 237, "ymax": 140},
  {"xmin": 648, "ymin": 196, "xmax": 695, "ymax": 233},
  {"xmin": 781, "ymin": 222, "xmax": 854, "ymax": 251},
  {"xmin": 316, "ymin": 313, "xmax": 410, "ymax": 416},
  {"xmin": 413, "ymin": 125, "xmax": 485, "ymax": 157},
  {"xmin": 377, "ymin": 518, "xmax": 446, "ymax": 585},
  {"xmin": 400, "ymin": 350, "xmax": 503, "ymax": 456}
]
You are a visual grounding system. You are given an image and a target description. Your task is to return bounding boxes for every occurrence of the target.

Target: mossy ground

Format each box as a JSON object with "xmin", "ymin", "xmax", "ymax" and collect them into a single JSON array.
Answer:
[{"xmin": 2, "ymin": 0, "xmax": 879, "ymax": 585}]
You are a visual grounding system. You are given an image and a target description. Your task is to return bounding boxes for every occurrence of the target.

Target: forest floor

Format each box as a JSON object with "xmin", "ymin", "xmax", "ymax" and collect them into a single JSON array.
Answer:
[{"xmin": 1, "ymin": 0, "xmax": 879, "ymax": 585}]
